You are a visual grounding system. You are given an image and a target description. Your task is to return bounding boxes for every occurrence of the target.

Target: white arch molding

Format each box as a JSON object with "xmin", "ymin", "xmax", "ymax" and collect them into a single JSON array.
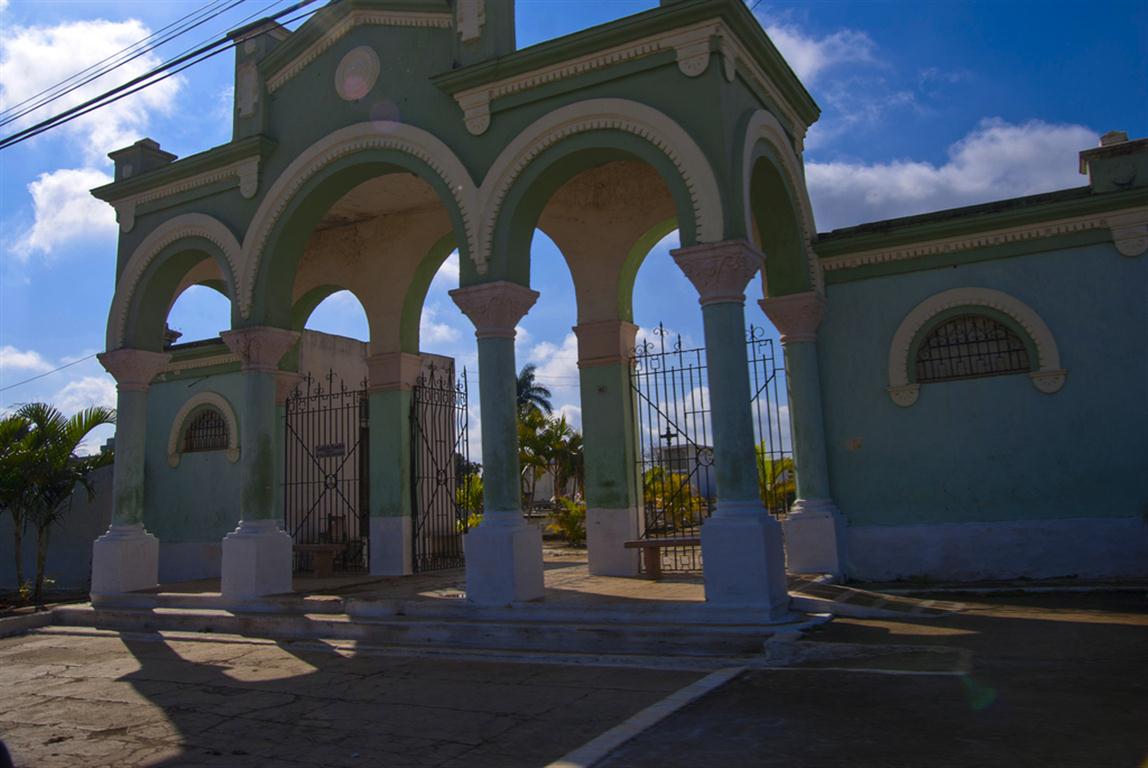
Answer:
[
  {"xmin": 239, "ymin": 121, "xmax": 479, "ymax": 319},
  {"xmin": 167, "ymin": 391, "xmax": 241, "ymax": 467},
  {"xmin": 106, "ymin": 213, "xmax": 241, "ymax": 351},
  {"xmin": 887, "ymin": 287, "xmax": 1067, "ymax": 407},
  {"xmin": 740, "ymin": 109, "xmax": 821, "ymax": 294},
  {"xmin": 478, "ymin": 98, "xmax": 725, "ymax": 273}
]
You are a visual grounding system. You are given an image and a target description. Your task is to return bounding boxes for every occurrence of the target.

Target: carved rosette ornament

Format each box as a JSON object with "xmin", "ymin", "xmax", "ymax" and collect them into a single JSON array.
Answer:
[
  {"xmin": 221, "ymin": 327, "xmax": 300, "ymax": 373},
  {"xmin": 450, "ymin": 281, "xmax": 539, "ymax": 339},
  {"xmin": 98, "ymin": 348, "xmax": 171, "ymax": 392},
  {"xmin": 758, "ymin": 291, "xmax": 826, "ymax": 344},
  {"xmin": 671, "ymin": 240, "xmax": 763, "ymax": 306}
]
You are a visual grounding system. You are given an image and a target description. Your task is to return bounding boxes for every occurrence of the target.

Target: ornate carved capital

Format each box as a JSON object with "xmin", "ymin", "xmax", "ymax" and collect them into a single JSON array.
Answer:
[
  {"xmin": 367, "ymin": 352, "xmax": 423, "ymax": 391},
  {"xmin": 98, "ymin": 348, "xmax": 171, "ymax": 392},
  {"xmin": 671, "ymin": 240, "xmax": 763, "ymax": 307},
  {"xmin": 758, "ymin": 291, "xmax": 826, "ymax": 343},
  {"xmin": 572, "ymin": 320, "xmax": 638, "ymax": 368},
  {"xmin": 220, "ymin": 327, "xmax": 299, "ymax": 373},
  {"xmin": 450, "ymin": 282, "xmax": 539, "ymax": 339}
]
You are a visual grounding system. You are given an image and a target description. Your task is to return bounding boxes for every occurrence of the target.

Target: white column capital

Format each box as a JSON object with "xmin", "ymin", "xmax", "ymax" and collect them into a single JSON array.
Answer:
[
  {"xmin": 758, "ymin": 291, "xmax": 826, "ymax": 343},
  {"xmin": 670, "ymin": 240, "xmax": 763, "ymax": 307},
  {"xmin": 221, "ymin": 326, "xmax": 299, "ymax": 373},
  {"xmin": 450, "ymin": 281, "xmax": 539, "ymax": 339},
  {"xmin": 98, "ymin": 348, "xmax": 170, "ymax": 392},
  {"xmin": 572, "ymin": 320, "xmax": 638, "ymax": 368},
  {"xmin": 367, "ymin": 352, "xmax": 423, "ymax": 391}
]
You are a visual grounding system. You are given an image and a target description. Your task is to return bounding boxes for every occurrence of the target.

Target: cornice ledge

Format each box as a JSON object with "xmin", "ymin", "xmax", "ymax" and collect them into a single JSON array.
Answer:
[
  {"xmin": 266, "ymin": 8, "xmax": 452, "ymax": 93},
  {"xmin": 109, "ymin": 156, "xmax": 264, "ymax": 233},
  {"xmin": 449, "ymin": 18, "xmax": 805, "ymax": 141},
  {"xmin": 821, "ymin": 207, "xmax": 1148, "ymax": 272}
]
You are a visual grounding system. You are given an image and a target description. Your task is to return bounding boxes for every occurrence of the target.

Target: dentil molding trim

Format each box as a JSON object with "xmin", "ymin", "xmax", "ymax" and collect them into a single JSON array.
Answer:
[
  {"xmin": 822, "ymin": 205, "xmax": 1148, "ymax": 272},
  {"xmin": 113, "ymin": 157, "xmax": 261, "ymax": 234}
]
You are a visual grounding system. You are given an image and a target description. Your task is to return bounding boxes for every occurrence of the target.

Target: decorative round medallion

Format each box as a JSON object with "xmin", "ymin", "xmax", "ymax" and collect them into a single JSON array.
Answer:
[{"xmin": 335, "ymin": 46, "xmax": 380, "ymax": 102}]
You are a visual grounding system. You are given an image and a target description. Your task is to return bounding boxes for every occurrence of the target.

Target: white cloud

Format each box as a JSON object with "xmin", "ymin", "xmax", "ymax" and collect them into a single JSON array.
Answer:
[
  {"xmin": 557, "ymin": 403, "xmax": 582, "ymax": 431},
  {"xmin": 0, "ymin": 345, "xmax": 53, "ymax": 374},
  {"xmin": 420, "ymin": 304, "xmax": 461, "ymax": 345},
  {"xmin": 807, "ymin": 119, "xmax": 1096, "ymax": 231},
  {"xmin": 12, "ymin": 166, "xmax": 116, "ymax": 259},
  {"xmin": 53, "ymin": 374, "xmax": 116, "ymax": 414},
  {"xmin": 0, "ymin": 18, "xmax": 183, "ymax": 162},
  {"xmin": 431, "ymin": 251, "xmax": 460, "ymax": 288},
  {"xmin": 527, "ymin": 332, "xmax": 579, "ymax": 385},
  {"xmin": 762, "ymin": 22, "xmax": 876, "ymax": 84}
]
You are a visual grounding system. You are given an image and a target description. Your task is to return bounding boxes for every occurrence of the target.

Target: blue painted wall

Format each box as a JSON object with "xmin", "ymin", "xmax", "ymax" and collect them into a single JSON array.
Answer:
[
  {"xmin": 818, "ymin": 241, "xmax": 1148, "ymax": 528},
  {"xmin": 144, "ymin": 372, "xmax": 244, "ymax": 543}
]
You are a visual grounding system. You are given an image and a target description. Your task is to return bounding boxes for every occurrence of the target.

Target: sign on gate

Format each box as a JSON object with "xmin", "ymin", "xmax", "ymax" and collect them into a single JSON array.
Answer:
[{"xmin": 283, "ymin": 371, "xmax": 370, "ymax": 573}]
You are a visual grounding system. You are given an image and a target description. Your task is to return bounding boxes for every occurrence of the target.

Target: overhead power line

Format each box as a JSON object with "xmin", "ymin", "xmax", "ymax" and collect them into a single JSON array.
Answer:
[
  {"xmin": 0, "ymin": 0, "xmax": 329, "ymax": 152},
  {"xmin": 0, "ymin": 0, "xmax": 243, "ymax": 128},
  {"xmin": 0, "ymin": 354, "xmax": 98, "ymax": 393}
]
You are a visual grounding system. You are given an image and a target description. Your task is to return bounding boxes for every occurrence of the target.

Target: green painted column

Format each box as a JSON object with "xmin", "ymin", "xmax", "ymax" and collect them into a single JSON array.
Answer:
[
  {"xmin": 365, "ymin": 352, "xmax": 421, "ymax": 575},
  {"xmin": 220, "ymin": 327, "xmax": 300, "ymax": 598},
  {"xmin": 574, "ymin": 320, "xmax": 641, "ymax": 576},
  {"xmin": 672, "ymin": 241, "xmax": 788, "ymax": 615},
  {"xmin": 760, "ymin": 291, "xmax": 844, "ymax": 576},
  {"xmin": 91, "ymin": 348, "xmax": 170, "ymax": 597},
  {"xmin": 450, "ymin": 281, "xmax": 545, "ymax": 605}
]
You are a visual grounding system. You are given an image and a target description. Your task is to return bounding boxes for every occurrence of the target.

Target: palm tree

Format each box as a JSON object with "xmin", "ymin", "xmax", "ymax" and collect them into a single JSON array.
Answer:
[
  {"xmin": 515, "ymin": 364, "xmax": 553, "ymax": 417},
  {"xmin": 14, "ymin": 403, "xmax": 115, "ymax": 601},
  {"xmin": 0, "ymin": 412, "xmax": 32, "ymax": 590}
]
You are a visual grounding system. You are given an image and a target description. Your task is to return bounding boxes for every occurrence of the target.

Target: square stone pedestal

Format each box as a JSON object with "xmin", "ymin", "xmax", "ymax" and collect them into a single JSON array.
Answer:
[
  {"xmin": 464, "ymin": 522, "xmax": 544, "ymax": 606},
  {"xmin": 91, "ymin": 524, "xmax": 159, "ymax": 600},
  {"xmin": 221, "ymin": 519, "xmax": 293, "ymax": 599},
  {"xmin": 371, "ymin": 515, "xmax": 412, "ymax": 576},
  {"xmin": 586, "ymin": 506, "xmax": 639, "ymax": 577},
  {"xmin": 701, "ymin": 510, "xmax": 789, "ymax": 618},
  {"xmin": 783, "ymin": 498, "xmax": 845, "ymax": 577}
]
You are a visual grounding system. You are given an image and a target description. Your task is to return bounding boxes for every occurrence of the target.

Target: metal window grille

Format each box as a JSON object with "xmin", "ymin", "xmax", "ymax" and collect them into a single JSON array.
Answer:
[
  {"xmin": 182, "ymin": 408, "xmax": 228, "ymax": 453},
  {"xmin": 915, "ymin": 314, "xmax": 1031, "ymax": 383}
]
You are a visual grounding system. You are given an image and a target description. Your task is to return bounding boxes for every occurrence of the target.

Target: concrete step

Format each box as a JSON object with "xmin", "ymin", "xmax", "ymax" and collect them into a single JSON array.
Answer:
[{"xmin": 52, "ymin": 604, "xmax": 819, "ymax": 657}]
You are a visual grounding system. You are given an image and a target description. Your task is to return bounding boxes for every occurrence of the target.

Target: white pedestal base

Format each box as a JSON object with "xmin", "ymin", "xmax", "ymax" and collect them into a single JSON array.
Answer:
[
  {"xmin": 464, "ymin": 522, "xmax": 544, "ymax": 606},
  {"xmin": 221, "ymin": 519, "xmax": 293, "ymax": 599},
  {"xmin": 701, "ymin": 505, "xmax": 789, "ymax": 618},
  {"xmin": 783, "ymin": 498, "xmax": 845, "ymax": 577},
  {"xmin": 91, "ymin": 524, "xmax": 159, "ymax": 600},
  {"xmin": 371, "ymin": 515, "xmax": 412, "ymax": 576},
  {"xmin": 586, "ymin": 507, "xmax": 639, "ymax": 577}
]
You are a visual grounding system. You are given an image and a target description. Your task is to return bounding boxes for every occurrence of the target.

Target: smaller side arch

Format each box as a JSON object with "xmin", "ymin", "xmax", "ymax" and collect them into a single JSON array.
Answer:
[
  {"xmin": 741, "ymin": 109, "xmax": 820, "ymax": 294},
  {"xmin": 167, "ymin": 391, "xmax": 240, "ymax": 467},
  {"xmin": 887, "ymin": 287, "xmax": 1067, "ymax": 406},
  {"xmin": 107, "ymin": 213, "xmax": 241, "ymax": 350}
]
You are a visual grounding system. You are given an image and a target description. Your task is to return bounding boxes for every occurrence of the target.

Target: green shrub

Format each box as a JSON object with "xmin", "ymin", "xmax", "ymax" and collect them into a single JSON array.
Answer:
[{"xmin": 547, "ymin": 497, "xmax": 586, "ymax": 546}]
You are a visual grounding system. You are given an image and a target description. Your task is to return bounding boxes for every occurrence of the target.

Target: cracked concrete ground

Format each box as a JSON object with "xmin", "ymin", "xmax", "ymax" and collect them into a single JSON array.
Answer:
[{"xmin": 0, "ymin": 629, "xmax": 700, "ymax": 767}]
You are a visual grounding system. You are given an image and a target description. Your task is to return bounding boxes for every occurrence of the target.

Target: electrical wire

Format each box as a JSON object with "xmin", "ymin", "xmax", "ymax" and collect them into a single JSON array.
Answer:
[
  {"xmin": 0, "ymin": 354, "xmax": 98, "ymax": 393},
  {"xmin": 0, "ymin": 0, "xmax": 327, "ymax": 152},
  {"xmin": 0, "ymin": 0, "xmax": 241, "ymax": 127}
]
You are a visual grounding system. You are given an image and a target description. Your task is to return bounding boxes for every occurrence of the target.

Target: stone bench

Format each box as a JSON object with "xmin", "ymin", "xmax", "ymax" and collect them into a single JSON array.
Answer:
[
  {"xmin": 623, "ymin": 536, "xmax": 701, "ymax": 579},
  {"xmin": 293, "ymin": 544, "xmax": 342, "ymax": 578}
]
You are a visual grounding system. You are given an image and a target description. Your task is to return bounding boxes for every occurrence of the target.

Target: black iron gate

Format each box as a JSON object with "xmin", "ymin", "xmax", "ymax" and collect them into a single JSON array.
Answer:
[
  {"xmin": 283, "ymin": 371, "xmax": 369, "ymax": 573},
  {"xmin": 630, "ymin": 323, "xmax": 792, "ymax": 573},
  {"xmin": 410, "ymin": 364, "xmax": 472, "ymax": 572}
]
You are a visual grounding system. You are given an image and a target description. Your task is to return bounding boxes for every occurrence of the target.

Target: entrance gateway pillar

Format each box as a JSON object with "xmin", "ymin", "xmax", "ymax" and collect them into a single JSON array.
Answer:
[
  {"xmin": 365, "ymin": 351, "xmax": 421, "ymax": 576},
  {"xmin": 671, "ymin": 241, "xmax": 789, "ymax": 618},
  {"xmin": 759, "ymin": 292, "xmax": 845, "ymax": 577},
  {"xmin": 220, "ymin": 327, "xmax": 299, "ymax": 598},
  {"xmin": 91, "ymin": 348, "xmax": 170, "ymax": 599},
  {"xmin": 573, "ymin": 319, "xmax": 641, "ymax": 576},
  {"xmin": 450, "ymin": 281, "xmax": 545, "ymax": 605}
]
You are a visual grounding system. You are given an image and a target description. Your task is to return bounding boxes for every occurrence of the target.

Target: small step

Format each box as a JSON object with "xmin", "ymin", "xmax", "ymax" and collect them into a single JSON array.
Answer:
[{"xmin": 52, "ymin": 605, "xmax": 820, "ymax": 657}]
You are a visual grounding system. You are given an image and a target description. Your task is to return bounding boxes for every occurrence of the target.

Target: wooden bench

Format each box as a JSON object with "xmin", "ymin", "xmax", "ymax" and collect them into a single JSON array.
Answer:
[
  {"xmin": 623, "ymin": 536, "xmax": 701, "ymax": 579},
  {"xmin": 293, "ymin": 544, "xmax": 342, "ymax": 578}
]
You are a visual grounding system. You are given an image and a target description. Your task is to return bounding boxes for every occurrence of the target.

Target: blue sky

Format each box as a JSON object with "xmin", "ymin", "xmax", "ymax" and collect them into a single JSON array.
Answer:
[{"xmin": 1, "ymin": 0, "xmax": 1145, "ymax": 454}]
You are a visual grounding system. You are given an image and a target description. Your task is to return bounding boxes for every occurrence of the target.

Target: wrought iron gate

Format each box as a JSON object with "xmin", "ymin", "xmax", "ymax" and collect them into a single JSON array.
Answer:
[
  {"xmin": 283, "ymin": 371, "xmax": 369, "ymax": 573},
  {"xmin": 410, "ymin": 364, "xmax": 471, "ymax": 572},
  {"xmin": 630, "ymin": 323, "xmax": 792, "ymax": 573}
]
